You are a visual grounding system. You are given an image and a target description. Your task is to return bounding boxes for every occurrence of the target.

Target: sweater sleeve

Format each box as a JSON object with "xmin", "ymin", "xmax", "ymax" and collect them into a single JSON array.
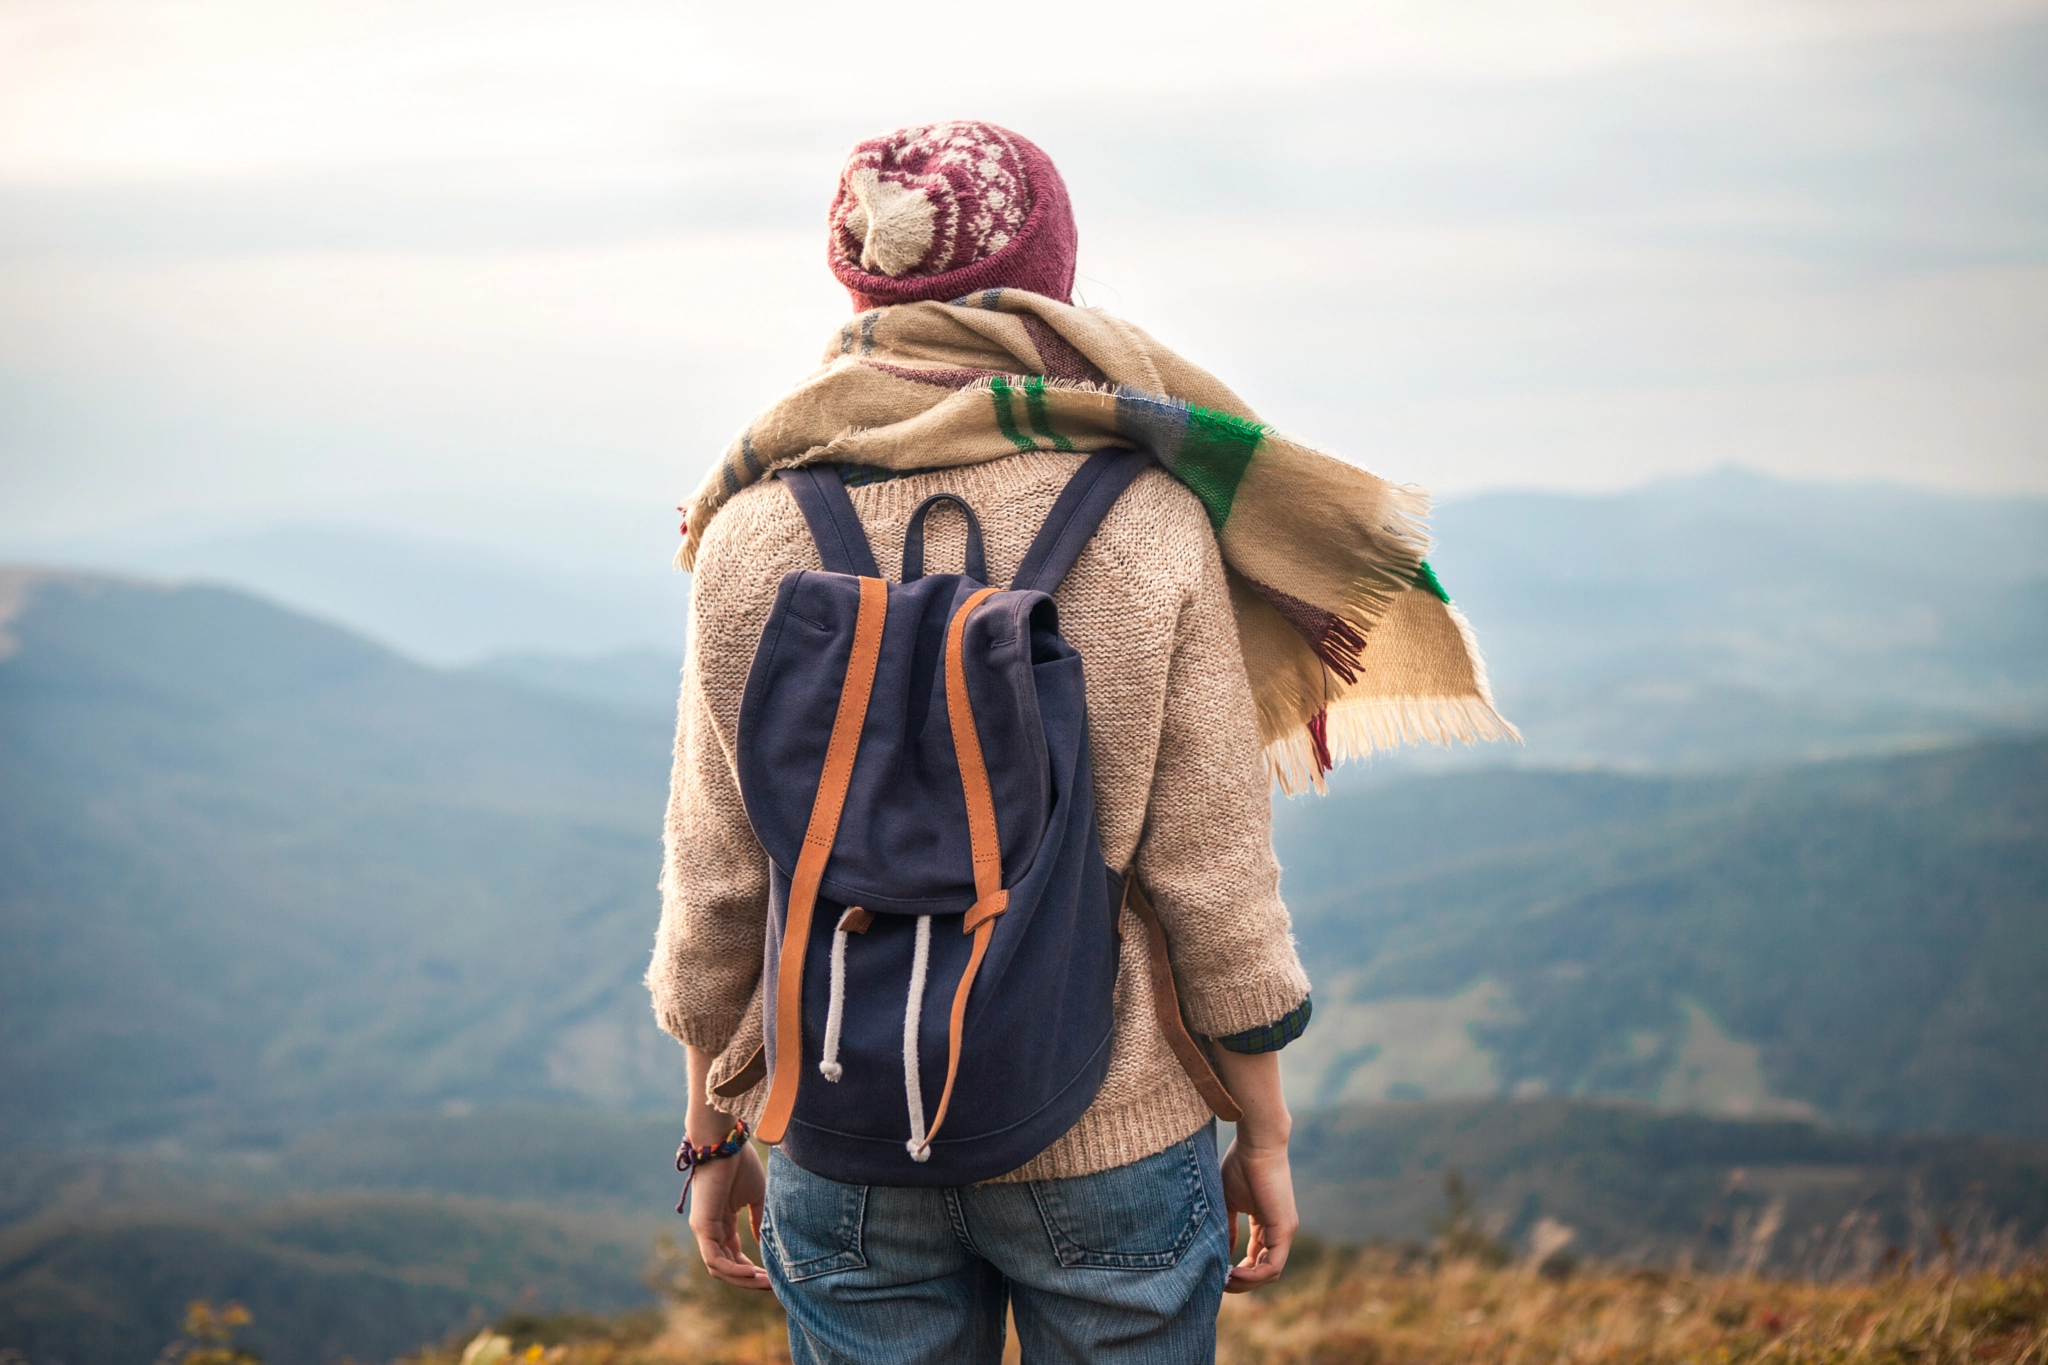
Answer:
[
  {"xmin": 1131, "ymin": 528, "xmax": 1313, "ymax": 1039},
  {"xmin": 645, "ymin": 574, "xmax": 770, "ymax": 1052}
]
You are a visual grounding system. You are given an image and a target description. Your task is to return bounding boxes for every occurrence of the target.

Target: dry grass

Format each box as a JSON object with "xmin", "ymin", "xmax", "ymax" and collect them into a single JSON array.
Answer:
[
  {"xmin": 405, "ymin": 1238, "xmax": 2048, "ymax": 1365},
  {"xmin": 1216, "ymin": 1243, "xmax": 2048, "ymax": 1364}
]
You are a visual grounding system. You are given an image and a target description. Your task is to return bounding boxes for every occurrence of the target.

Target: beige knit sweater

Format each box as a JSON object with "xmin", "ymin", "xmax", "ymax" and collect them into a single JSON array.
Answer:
[{"xmin": 648, "ymin": 449, "xmax": 1311, "ymax": 1181}]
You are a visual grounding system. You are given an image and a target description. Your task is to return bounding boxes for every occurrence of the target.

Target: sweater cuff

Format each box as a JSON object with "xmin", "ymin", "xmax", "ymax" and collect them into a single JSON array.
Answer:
[
  {"xmin": 1179, "ymin": 958, "xmax": 1312, "ymax": 1040},
  {"xmin": 1215, "ymin": 994, "xmax": 1313, "ymax": 1053},
  {"xmin": 652, "ymin": 1002, "xmax": 745, "ymax": 1052}
]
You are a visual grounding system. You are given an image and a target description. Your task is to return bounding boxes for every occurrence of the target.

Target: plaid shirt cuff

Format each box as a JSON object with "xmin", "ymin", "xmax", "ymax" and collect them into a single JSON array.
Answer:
[{"xmin": 1213, "ymin": 994, "xmax": 1312, "ymax": 1054}]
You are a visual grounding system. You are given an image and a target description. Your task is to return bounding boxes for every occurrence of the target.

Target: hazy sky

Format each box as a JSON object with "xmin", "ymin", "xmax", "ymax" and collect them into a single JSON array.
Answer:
[{"xmin": 2, "ymin": 0, "xmax": 2043, "ymax": 560}]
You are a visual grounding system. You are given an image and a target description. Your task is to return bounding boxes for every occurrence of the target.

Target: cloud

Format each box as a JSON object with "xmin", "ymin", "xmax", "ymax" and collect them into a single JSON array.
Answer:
[
  {"xmin": 1, "ymin": 0, "xmax": 2043, "ymax": 552},
  {"xmin": 3, "ymin": 0, "xmax": 2039, "ymax": 179}
]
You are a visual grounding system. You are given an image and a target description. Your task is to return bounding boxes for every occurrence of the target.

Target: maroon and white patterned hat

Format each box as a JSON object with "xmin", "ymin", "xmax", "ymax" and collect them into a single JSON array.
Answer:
[{"xmin": 828, "ymin": 121, "xmax": 1077, "ymax": 311}]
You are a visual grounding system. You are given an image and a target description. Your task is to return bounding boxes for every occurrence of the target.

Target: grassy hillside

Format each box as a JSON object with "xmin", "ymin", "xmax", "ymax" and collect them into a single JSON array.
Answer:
[
  {"xmin": 1276, "ymin": 738, "xmax": 2048, "ymax": 1135},
  {"xmin": 1289, "ymin": 1099, "xmax": 2048, "ymax": 1263},
  {"xmin": 0, "ymin": 1110, "xmax": 692, "ymax": 1225},
  {"xmin": 0, "ymin": 1110, "xmax": 689, "ymax": 1365},
  {"xmin": 0, "ymin": 569, "xmax": 680, "ymax": 1147},
  {"xmin": 413, "ymin": 1256, "xmax": 2048, "ymax": 1365},
  {"xmin": 5, "ymin": 1102, "xmax": 2044, "ymax": 1364},
  {"xmin": 0, "ymin": 1193, "xmax": 663, "ymax": 1365}
]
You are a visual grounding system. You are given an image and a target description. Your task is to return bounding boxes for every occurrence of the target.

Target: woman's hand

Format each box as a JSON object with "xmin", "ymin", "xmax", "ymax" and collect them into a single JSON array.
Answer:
[
  {"xmin": 684, "ymin": 1045, "xmax": 772, "ymax": 1291},
  {"xmin": 1212, "ymin": 1046, "xmax": 1299, "ymax": 1293},
  {"xmin": 1219, "ymin": 1133, "xmax": 1298, "ymax": 1291},
  {"xmin": 685, "ymin": 1138, "xmax": 772, "ymax": 1291}
]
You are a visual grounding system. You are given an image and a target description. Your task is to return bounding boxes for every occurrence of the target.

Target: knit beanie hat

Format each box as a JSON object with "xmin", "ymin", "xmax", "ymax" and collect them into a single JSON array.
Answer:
[{"xmin": 828, "ymin": 121, "xmax": 1077, "ymax": 311}]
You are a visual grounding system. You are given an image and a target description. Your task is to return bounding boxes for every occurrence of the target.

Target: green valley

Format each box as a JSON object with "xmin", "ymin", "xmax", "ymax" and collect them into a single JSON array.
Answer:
[{"xmin": 1274, "ymin": 741, "xmax": 2048, "ymax": 1135}]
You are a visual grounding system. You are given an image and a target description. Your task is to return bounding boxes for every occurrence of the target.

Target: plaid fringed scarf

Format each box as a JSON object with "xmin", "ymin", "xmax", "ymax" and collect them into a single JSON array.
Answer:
[{"xmin": 679, "ymin": 289, "xmax": 1516, "ymax": 792}]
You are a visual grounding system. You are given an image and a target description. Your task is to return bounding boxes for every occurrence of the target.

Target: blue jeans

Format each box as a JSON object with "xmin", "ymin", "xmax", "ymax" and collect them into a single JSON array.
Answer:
[{"xmin": 761, "ymin": 1124, "xmax": 1230, "ymax": 1364}]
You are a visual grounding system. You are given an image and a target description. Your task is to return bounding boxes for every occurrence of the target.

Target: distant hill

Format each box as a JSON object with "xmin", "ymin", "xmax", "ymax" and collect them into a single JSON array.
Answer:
[
  {"xmin": 1422, "ymin": 470, "xmax": 2048, "ymax": 772},
  {"xmin": 1276, "ymin": 739, "xmax": 2048, "ymax": 1135},
  {"xmin": 4, "ymin": 567, "xmax": 2044, "ymax": 1150},
  {"xmin": 21, "ymin": 472, "xmax": 2048, "ymax": 767},
  {"xmin": 0, "ymin": 569, "xmax": 681, "ymax": 1147},
  {"xmin": 470, "ymin": 647, "xmax": 682, "ymax": 720},
  {"xmin": 38, "ymin": 523, "xmax": 693, "ymax": 667},
  {"xmin": 429, "ymin": 470, "xmax": 2048, "ymax": 777},
  {"xmin": 1437, "ymin": 470, "xmax": 2048, "ymax": 701}
]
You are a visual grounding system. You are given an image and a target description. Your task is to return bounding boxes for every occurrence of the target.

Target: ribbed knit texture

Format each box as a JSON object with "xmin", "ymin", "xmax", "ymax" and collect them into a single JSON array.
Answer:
[
  {"xmin": 827, "ymin": 122, "xmax": 1077, "ymax": 311},
  {"xmin": 649, "ymin": 451, "xmax": 1311, "ymax": 1182}
]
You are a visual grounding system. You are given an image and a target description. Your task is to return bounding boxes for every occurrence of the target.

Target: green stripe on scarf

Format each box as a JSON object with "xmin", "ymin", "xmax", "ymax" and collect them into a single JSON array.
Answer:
[
  {"xmin": 1173, "ymin": 405, "xmax": 1264, "ymax": 529},
  {"xmin": 988, "ymin": 376, "xmax": 1037, "ymax": 453},
  {"xmin": 1023, "ymin": 375, "xmax": 1076, "ymax": 452}
]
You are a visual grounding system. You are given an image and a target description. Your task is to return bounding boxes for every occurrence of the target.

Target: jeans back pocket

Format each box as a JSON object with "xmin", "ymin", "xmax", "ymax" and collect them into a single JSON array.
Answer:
[
  {"xmin": 1028, "ymin": 1136, "xmax": 1211, "ymax": 1270},
  {"xmin": 764, "ymin": 1150, "xmax": 869, "ymax": 1281}
]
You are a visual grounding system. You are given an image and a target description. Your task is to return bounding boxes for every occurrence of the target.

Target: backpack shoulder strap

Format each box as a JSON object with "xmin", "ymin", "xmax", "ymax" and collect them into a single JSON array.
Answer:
[
  {"xmin": 1010, "ymin": 449, "xmax": 1151, "ymax": 595},
  {"xmin": 778, "ymin": 466, "xmax": 882, "ymax": 578}
]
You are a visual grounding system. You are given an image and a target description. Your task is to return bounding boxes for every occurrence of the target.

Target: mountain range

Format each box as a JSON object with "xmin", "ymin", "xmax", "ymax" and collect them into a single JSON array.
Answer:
[
  {"xmin": 4, "ymin": 468, "xmax": 2046, "ymax": 1361},
  {"xmin": 24, "ymin": 470, "xmax": 2046, "ymax": 773},
  {"xmin": 3, "ymin": 561, "xmax": 2043, "ymax": 1148},
  {"xmin": 0, "ymin": 568, "xmax": 677, "ymax": 1148}
]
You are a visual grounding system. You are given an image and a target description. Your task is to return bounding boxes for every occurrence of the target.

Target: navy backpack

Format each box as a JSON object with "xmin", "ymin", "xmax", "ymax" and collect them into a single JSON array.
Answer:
[{"xmin": 720, "ymin": 449, "xmax": 1237, "ymax": 1187}]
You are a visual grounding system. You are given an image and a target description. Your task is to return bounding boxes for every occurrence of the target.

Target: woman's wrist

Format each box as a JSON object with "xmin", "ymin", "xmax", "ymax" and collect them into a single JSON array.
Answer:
[
  {"xmin": 1232, "ymin": 1114, "xmax": 1293, "ymax": 1151},
  {"xmin": 684, "ymin": 1045, "xmax": 740, "ymax": 1145},
  {"xmin": 687, "ymin": 1111, "xmax": 740, "ymax": 1145},
  {"xmin": 1212, "ymin": 1046, "xmax": 1293, "ymax": 1150}
]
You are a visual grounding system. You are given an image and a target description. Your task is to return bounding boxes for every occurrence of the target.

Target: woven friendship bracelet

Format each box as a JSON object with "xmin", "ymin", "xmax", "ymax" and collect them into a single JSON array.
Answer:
[{"xmin": 673, "ymin": 1117, "xmax": 750, "ymax": 1215}]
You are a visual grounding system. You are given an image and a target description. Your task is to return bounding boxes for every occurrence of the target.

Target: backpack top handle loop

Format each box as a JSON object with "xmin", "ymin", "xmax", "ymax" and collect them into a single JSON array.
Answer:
[{"xmin": 902, "ymin": 493, "xmax": 988, "ymax": 584}]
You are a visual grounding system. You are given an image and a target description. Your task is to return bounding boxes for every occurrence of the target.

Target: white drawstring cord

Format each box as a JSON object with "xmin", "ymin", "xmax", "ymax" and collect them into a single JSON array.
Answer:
[
  {"xmin": 819, "ymin": 919, "xmax": 852, "ymax": 1082},
  {"xmin": 903, "ymin": 914, "xmax": 933, "ymax": 1162}
]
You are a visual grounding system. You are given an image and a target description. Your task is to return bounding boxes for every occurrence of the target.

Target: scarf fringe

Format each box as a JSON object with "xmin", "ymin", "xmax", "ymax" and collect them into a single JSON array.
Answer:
[
  {"xmin": 1267, "ymin": 602, "xmax": 1519, "ymax": 793},
  {"xmin": 960, "ymin": 373, "xmax": 1116, "ymax": 400},
  {"xmin": 1265, "ymin": 692, "xmax": 1523, "ymax": 796},
  {"xmin": 1320, "ymin": 492, "xmax": 1431, "ymax": 667}
]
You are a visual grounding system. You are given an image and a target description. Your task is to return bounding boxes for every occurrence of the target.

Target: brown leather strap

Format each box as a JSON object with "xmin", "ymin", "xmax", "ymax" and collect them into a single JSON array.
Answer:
[
  {"xmin": 924, "ymin": 911, "xmax": 995, "ymax": 1153},
  {"xmin": 755, "ymin": 576, "xmax": 889, "ymax": 1144},
  {"xmin": 963, "ymin": 892, "xmax": 1008, "ymax": 933},
  {"xmin": 710, "ymin": 1046, "xmax": 766, "ymax": 1099},
  {"xmin": 919, "ymin": 586, "xmax": 1007, "ymax": 1153},
  {"xmin": 945, "ymin": 587, "xmax": 1005, "ymax": 915},
  {"xmin": 1126, "ymin": 875, "xmax": 1243, "ymax": 1122}
]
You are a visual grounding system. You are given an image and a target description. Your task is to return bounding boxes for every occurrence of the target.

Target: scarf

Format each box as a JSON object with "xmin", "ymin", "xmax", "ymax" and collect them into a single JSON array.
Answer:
[{"xmin": 679, "ymin": 288, "xmax": 1515, "ymax": 792}]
